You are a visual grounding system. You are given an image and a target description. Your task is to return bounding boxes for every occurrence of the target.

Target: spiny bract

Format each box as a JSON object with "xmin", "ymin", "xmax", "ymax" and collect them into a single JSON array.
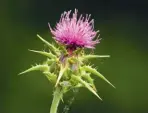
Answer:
[{"xmin": 19, "ymin": 34, "xmax": 115, "ymax": 100}]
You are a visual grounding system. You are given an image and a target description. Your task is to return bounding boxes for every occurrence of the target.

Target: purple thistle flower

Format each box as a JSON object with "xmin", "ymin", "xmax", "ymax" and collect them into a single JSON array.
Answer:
[{"xmin": 49, "ymin": 9, "xmax": 100, "ymax": 50}]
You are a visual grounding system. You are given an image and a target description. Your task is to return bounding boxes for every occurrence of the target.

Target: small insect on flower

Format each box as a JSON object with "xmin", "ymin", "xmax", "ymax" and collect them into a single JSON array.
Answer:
[{"xmin": 49, "ymin": 9, "xmax": 100, "ymax": 52}]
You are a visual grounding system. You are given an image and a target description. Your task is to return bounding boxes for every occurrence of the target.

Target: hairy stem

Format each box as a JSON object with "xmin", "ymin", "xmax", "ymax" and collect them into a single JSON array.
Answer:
[{"xmin": 50, "ymin": 87, "xmax": 63, "ymax": 113}]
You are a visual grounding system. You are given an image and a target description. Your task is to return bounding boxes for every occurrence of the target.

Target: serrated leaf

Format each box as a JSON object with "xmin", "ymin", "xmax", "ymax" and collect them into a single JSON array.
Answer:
[
  {"xmin": 82, "ymin": 73, "xmax": 97, "ymax": 91},
  {"xmin": 82, "ymin": 72, "xmax": 93, "ymax": 84},
  {"xmin": 37, "ymin": 34, "xmax": 60, "ymax": 55},
  {"xmin": 46, "ymin": 59, "xmax": 55, "ymax": 65},
  {"xmin": 81, "ymin": 66, "xmax": 115, "ymax": 88},
  {"xmin": 74, "ymin": 83, "xmax": 83, "ymax": 88},
  {"xmin": 43, "ymin": 72, "xmax": 57, "ymax": 83},
  {"xmin": 29, "ymin": 49, "xmax": 56, "ymax": 59},
  {"xmin": 72, "ymin": 75, "xmax": 102, "ymax": 100},
  {"xmin": 19, "ymin": 65, "xmax": 49, "ymax": 75}
]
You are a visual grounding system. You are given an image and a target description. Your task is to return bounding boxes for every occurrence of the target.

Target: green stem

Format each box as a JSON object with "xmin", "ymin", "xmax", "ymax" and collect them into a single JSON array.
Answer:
[{"xmin": 50, "ymin": 87, "xmax": 63, "ymax": 113}]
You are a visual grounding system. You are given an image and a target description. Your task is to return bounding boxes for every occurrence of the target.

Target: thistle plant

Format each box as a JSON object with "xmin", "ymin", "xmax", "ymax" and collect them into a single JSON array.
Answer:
[{"xmin": 19, "ymin": 9, "xmax": 115, "ymax": 113}]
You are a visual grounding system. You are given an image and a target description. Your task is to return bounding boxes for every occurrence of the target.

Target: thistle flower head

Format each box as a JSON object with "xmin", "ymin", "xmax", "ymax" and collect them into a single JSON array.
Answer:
[
  {"xmin": 49, "ymin": 9, "xmax": 100, "ymax": 50},
  {"xmin": 19, "ymin": 9, "xmax": 114, "ymax": 113}
]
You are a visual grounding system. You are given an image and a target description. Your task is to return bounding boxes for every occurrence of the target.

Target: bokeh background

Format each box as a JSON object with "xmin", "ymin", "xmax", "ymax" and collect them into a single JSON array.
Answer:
[{"xmin": 1, "ymin": 0, "xmax": 148, "ymax": 113}]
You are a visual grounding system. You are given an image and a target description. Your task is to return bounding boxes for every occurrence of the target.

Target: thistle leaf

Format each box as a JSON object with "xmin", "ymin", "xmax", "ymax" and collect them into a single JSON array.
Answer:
[
  {"xmin": 29, "ymin": 49, "xmax": 56, "ymax": 59},
  {"xmin": 46, "ymin": 59, "xmax": 55, "ymax": 65},
  {"xmin": 82, "ymin": 72, "xmax": 94, "ymax": 84},
  {"xmin": 81, "ymin": 66, "xmax": 115, "ymax": 88},
  {"xmin": 82, "ymin": 73, "xmax": 97, "ymax": 91},
  {"xmin": 19, "ymin": 65, "xmax": 49, "ymax": 75},
  {"xmin": 55, "ymin": 65, "xmax": 67, "ymax": 87},
  {"xmin": 43, "ymin": 72, "xmax": 57, "ymax": 83},
  {"xmin": 37, "ymin": 34, "xmax": 59, "ymax": 55},
  {"xmin": 74, "ymin": 83, "xmax": 83, "ymax": 88},
  {"xmin": 72, "ymin": 75, "xmax": 102, "ymax": 100},
  {"xmin": 81, "ymin": 55, "xmax": 110, "ymax": 60}
]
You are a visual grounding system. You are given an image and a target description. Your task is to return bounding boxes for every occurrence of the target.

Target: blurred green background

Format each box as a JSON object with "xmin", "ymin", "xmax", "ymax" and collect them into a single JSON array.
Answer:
[{"xmin": 1, "ymin": 0, "xmax": 148, "ymax": 113}]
